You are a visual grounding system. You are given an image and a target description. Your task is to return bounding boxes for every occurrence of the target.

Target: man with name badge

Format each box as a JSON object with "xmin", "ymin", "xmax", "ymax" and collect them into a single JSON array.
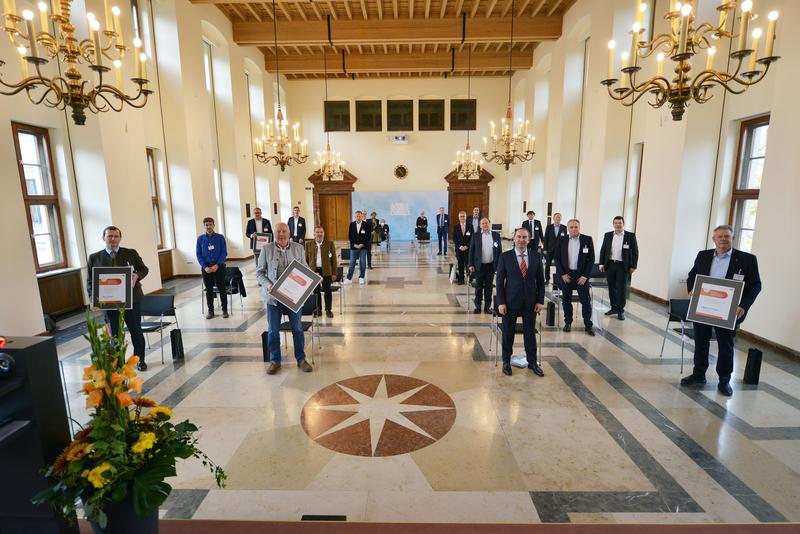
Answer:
[
  {"xmin": 344, "ymin": 210, "xmax": 370, "ymax": 285},
  {"xmin": 196, "ymin": 217, "xmax": 229, "ymax": 320},
  {"xmin": 246, "ymin": 207, "xmax": 273, "ymax": 258},
  {"xmin": 288, "ymin": 206, "xmax": 306, "ymax": 243},
  {"xmin": 306, "ymin": 226, "xmax": 337, "ymax": 318},
  {"xmin": 680, "ymin": 225, "xmax": 761, "ymax": 397},
  {"xmin": 554, "ymin": 218, "xmax": 595, "ymax": 335},
  {"xmin": 436, "ymin": 207, "xmax": 449, "ymax": 256},
  {"xmin": 543, "ymin": 212, "xmax": 567, "ymax": 285},
  {"xmin": 452, "ymin": 211, "xmax": 472, "ymax": 285},
  {"xmin": 468, "ymin": 217, "xmax": 502, "ymax": 314},
  {"xmin": 521, "ymin": 210, "xmax": 544, "ymax": 252},
  {"xmin": 599, "ymin": 216, "xmax": 639, "ymax": 320}
]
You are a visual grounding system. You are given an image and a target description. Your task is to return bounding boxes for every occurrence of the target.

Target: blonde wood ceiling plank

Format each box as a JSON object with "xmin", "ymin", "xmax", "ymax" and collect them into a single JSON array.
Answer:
[
  {"xmin": 383, "ymin": 43, "xmax": 388, "ymax": 53},
  {"xmin": 233, "ymin": 15, "xmax": 562, "ymax": 44},
  {"xmin": 327, "ymin": 0, "xmax": 338, "ymax": 19},
  {"xmin": 371, "ymin": 43, "xmax": 375, "ymax": 53},
  {"xmin": 260, "ymin": 2, "xmax": 274, "ymax": 19},
  {"xmin": 317, "ymin": 44, "xmax": 325, "ymax": 52},
  {"xmin": 228, "ymin": 3, "xmax": 246, "ymax": 21},
  {"xmin": 454, "ymin": 0, "xmax": 463, "ymax": 16},
  {"xmin": 296, "ymin": 2, "xmax": 308, "ymax": 20},
  {"xmin": 343, "ymin": 0, "xmax": 352, "ymax": 19},
  {"xmin": 396, "ymin": 43, "xmax": 400, "ymax": 53},
  {"xmin": 520, "ymin": 41, "xmax": 529, "ymax": 51},
  {"xmin": 547, "ymin": 0, "xmax": 563, "ymax": 16},
  {"xmin": 516, "ymin": 0, "xmax": 530, "ymax": 16},
  {"xmin": 496, "ymin": 41, "xmax": 503, "ymax": 51},
  {"xmin": 471, "ymin": 41, "xmax": 477, "ymax": 51},
  {"xmin": 531, "ymin": 0, "xmax": 546, "ymax": 16},
  {"xmin": 357, "ymin": 43, "xmax": 363, "ymax": 53},
  {"xmin": 421, "ymin": 42, "xmax": 425, "ymax": 53},
  {"xmin": 439, "ymin": 0, "xmax": 447, "ymax": 17},
  {"xmin": 485, "ymin": 0, "xmax": 498, "ymax": 17},
  {"xmin": 310, "ymin": 1, "xmax": 322, "ymax": 20},
  {"xmin": 377, "ymin": 0, "xmax": 383, "ymax": 19},
  {"xmin": 409, "ymin": 0, "xmax": 414, "ymax": 18},
  {"xmin": 392, "ymin": 0, "xmax": 397, "ymax": 18},
  {"xmin": 469, "ymin": 0, "xmax": 479, "ymax": 17},
  {"xmin": 292, "ymin": 44, "xmax": 302, "ymax": 53},
  {"xmin": 344, "ymin": 44, "xmax": 351, "ymax": 52},
  {"xmin": 433, "ymin": 42, "xmax": 438, "ymax": 53},
  {"xmin": 277, "ymin": 1, "xmax": 292, "ymax": 20},
  {"xmin": 500, "ymin": 0, "xmax": 513, "ymax": 16},
  {"xmin": 359, "ymin": 0, "xmax": 368, "ymax": 19},
  {"xmin": 482, "ymin": 42, "xmax": 490, "ymax": 51},
  {"xmin": 424, "ymin": 0, "xmax": 430, "ymax": 18},
  {"xmin": 245, "ymin": 2, "xmax": 263, "ymax": 21},
  {"xmin": 408, "ymin": 42, "xmax": 412, "ymax": 52}
]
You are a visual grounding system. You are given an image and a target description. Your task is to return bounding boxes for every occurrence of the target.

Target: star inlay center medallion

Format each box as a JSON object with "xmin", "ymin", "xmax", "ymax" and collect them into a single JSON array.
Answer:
[{"xmin": 301, "ymin": 374, "xmax": 457, "ymax": 457}]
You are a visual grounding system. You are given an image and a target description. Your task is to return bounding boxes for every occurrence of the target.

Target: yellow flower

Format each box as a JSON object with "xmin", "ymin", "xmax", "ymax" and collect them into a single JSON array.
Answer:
[
  {"xmin": 131, "ymin": 432, "xmax": 156, "ymax": 454},
  {"xmin": 149, "ymin": 406, "xmax": 172, "ymax": 420},
  {"xmin": 85, "ymin": 462, "xmax": 113, "ymax": 489},
  {"xmin": 65, "ymin": 441, "xmax": 92, "ymax": 461}
]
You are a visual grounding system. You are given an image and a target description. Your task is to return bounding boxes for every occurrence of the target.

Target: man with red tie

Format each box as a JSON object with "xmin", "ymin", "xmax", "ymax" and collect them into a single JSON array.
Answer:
[{"xmin": 495, "ymin": 227, "xmax": 546, "ymax": 377}]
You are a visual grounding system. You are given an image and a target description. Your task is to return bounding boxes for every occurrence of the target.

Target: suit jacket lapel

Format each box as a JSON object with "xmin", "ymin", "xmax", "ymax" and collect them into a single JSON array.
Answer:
[{"xmin": 726, "ymin": 250, "xmax": 739, "ymax": 279}]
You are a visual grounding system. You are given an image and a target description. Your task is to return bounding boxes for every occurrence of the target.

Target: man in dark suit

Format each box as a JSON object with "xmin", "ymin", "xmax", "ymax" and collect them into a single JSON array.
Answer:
[
  {"xmin": 554, "ymin": 218, "xmax": 595, "ymax": 335},
  {"xmin": 496, "ymin": 227, "xmax": 545, "ymax": 377},
  {"xmin": 436, "ymin": 207, "xmax": 449, "ymax": 256},
  {"xmin": 344, "ymin": 210, "xmax": 370, "ymax": 285},
  {"xmin": 681, "ymin": 225, "xmax": 762, "ymax": 397},
  {"xmin": 305, "ymin": 226, "xmax": 337, "ymax": 318},
  {"xmin": 598, "ymin": 216, "xmax": 639, "ymax": 320},
  {"xmin": 452, "ymin": 211, "xmax": 472, "ymax": 285},
  {"xmin": 468, "ymin": 217, "xmax": 502, "ymax": 313},
  {"xmin": 86, "ymin": 226, "xmax": 149, "ymax": 371},
  {"xmin": 521, "ymin": 210, "xmax": 544, "ymax": 251},
  {"xmin": 466, "ymin": 206, "xmax": 481, "ymax": 235},
  {"xmin": 543, "ymin": 212, "xmax": 567, "ymax": 284},
  {"xmin": 363, "ymin": 208, "xmax": 374, "ymax": 269},
  {"xmin": 245, "ymin": 207, "xmax": 273, "ymax": 250},
  {"xmin": 287, "ymin": 206, "xmax": 306, "ymax": 243}
]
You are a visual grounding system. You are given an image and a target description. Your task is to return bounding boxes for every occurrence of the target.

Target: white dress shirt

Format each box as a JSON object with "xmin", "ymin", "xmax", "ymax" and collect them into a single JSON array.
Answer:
[
  {"xmin": 292, "ymin": 217, "xmax": 299, "ymax": 237},
  {"xmin": 355, "ymin": 221, "xmax": 362, "ymax": 234},
  {"xmin": 481, "ymin": 231, "xmax": 494, "ymax": 264},
  {"xmin": 568, "ymin": 236, "xmax": 581, "ymax": 271},
  {"xmin": 315, "ymin": 241, "xmax": 323, "ymax": 268},
  {"xmin": 611, "ymin": 231, "xmax": 624, "ymax": 261}
]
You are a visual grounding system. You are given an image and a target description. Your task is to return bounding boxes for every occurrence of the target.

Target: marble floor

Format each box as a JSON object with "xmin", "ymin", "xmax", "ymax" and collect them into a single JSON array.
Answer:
[{"xmin": 55, "ymin": 243, "xmax": 800, "ymax": 525}]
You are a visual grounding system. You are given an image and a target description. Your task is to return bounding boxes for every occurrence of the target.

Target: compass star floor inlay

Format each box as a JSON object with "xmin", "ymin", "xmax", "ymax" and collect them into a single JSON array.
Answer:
[{"xmin": 301, "ymin": 374, "xmax": 457, "ymax": 457}]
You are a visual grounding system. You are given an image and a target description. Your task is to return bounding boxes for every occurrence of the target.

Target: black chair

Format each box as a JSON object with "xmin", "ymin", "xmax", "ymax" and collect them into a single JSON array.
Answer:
[
  {"xmin": 340, "ymin": 248, "xmax": 351, "ymax": 262},
  {"xmin": 552, "ymin": 283, "xmax": 595, "ymax": 327},
  {"xmin": 589, "ymin": 263, "xmax": 609, "ymax": 308},
  {"xmin": 199, "ymin": 266, "xmax": 245, "ymax": 315},
  {"xmin": 660, "ymin": 298, "xmax": 690, "ymax": 372},
  {"xmin": 490, "ymin": 296, "xmax": 542, "ymax": 367},
  {"xmin": 280, "ymin": 295, "xmax": 320, "ymax": 363},
  {"xmin": 329, "ymin": 265, "xmax": 345, "ymax": 315},
  {"xmin": 139, "ymin": 294, "xmax": 178, "ymax": 364}
]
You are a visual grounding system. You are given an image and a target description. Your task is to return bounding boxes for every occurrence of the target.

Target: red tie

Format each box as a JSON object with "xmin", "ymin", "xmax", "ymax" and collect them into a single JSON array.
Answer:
[{"xmin": 520, "ymin": 254, "xmax": 527, "ymax": 278}]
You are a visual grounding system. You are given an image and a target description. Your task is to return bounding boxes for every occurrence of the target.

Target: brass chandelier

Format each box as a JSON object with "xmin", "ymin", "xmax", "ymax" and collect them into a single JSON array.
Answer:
[
  {"xmin": 1, "ymin": 0, "xmax": 151, "ymax": 125},
  {"xmin": 453, "ymin": 27, "xmax": 483, "ymax": 180},
  {"xmin": 313, "ymin": 39, "xmax": 345, "ymax": 180},
  {"xmin": 254, "ymin": 0, "xmax": 307, "ymax": 171},
  {"xmin": 602, "ymin": 0, "xmax": 780, "ymax": 121},
  {"xmin": 481, "ymin": 0, "xmax": 534, "ymax": 171}
]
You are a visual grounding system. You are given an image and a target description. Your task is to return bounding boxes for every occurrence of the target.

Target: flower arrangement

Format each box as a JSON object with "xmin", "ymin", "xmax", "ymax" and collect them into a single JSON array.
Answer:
[{"xmin": 33, "ymin": 314, "xmax": 226, "ymax": 528}]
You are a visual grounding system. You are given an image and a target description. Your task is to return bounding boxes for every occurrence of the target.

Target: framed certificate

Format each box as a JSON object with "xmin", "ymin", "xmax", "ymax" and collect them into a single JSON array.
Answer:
[
  {"xmin": 687, "ymin": 275, "xmax": 745, "ymax": 330},
  {"xmin": 92, "ymin": 266, "xmax": 134, "ymax": 310},
  {"xmin": 268, "ymin": 260, "xmax": 322, "ymax": 313},
  {"xmin": 253, "ymin": 232, "xmax": 273, "ymax": 252}
]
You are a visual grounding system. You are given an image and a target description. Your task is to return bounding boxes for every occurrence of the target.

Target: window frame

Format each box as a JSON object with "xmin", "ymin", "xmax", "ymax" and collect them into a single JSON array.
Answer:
[
  {"xmin": 387, "ymin": 99, "xmax": 413, "ymax": 131},
  {"xmin": 728, "ymin": 114, "xmax": 769, "ymax": 251},
  {"xmin": 324, "ymin": 100, "xmax": 351, "ymax": 132},
  {"xmin": 146, "ymin": 147, "xmax": 164, "ymax": 250},
  {"xmin": 450, "ymin": 98, "xmax": 476, "ymax": 131},
  {"xmin": 355, "ymin": 100, "xmax": 382, "ymax": 132},
  {"xmin": 12, "ymin": 122, "xmax": 68, "ymax": 273},
  {"xmin": 418, "ymin": 99, "xmax": 445, "ymax": 131}
]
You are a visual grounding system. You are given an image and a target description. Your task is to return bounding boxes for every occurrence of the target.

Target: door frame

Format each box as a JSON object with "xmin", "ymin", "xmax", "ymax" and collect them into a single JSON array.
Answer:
[
  {"xmin": 308, "ymin": 171, "xmax": 358, "ymax": 237},
  {"xmin": 444, "ymin": 169, "xmax": 494, "ymax": 219}
]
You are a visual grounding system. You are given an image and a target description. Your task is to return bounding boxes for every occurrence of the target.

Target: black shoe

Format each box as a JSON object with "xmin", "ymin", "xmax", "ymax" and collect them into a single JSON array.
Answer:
[
  {"xmin": 718, "ymin": 382, "xmax": 733, "ymax": 396},
  {"xmin": 473, "ymin": 307, "xmax": 482, "ymax": 314},
  {"xmin": 313, "ymin": 309, "xmax": 322, "ymax": 317},
  {"xmin": 563, "ymin": 324, "xmax": 571, "ymax": 332},
  {"xmin": 680, "ymin": 374, "xmax": 707, "ymax": 386},
  {"xmin": 136, "ymin": 361, "xmax": 148, "ymax": 372},
  {"xmin": 585, "ymin": 327, "xmax": 596, "ymax": 336},
  {"xmin": 528, "ymin": 362, "xmax": 545, "ymax": 377},
  {"xmin": 502, "ymin": 363, "xmax": 512, "ymax": 376},
  {"xmin": 326, "ymin": 310, "xmax": 334, "ymax": 318},
  {"xmin": 437, "ymin": 252, "xmax": 442, "ymax": 255},
  {"xmin": 617, "ymin": 311, "xmax": 625, "ymax": 321},
  {"xmin": 484, "ymin": 306, "xmax": 492, "ymax": 314},
  {"xmin": 605, "ymin": 309, "xmax": 618, "ymax": 316}
]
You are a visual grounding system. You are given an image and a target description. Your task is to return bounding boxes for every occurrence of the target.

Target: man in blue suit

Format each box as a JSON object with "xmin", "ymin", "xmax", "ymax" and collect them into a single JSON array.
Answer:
[
  {"xmin": 436, "ymin": 207, "xmax": 449, "ymax": 256},
  {"xmin": 681, "ymin": 225, "xmax": 762, "ymax": 397},
  {"xmin": 496, "ymin": 227, "xmax": 545, "ymax": 377},
  {"xmin": 468, "ymin": 217, "xmax": 502, "ymax": 314},
  {"xmin": 554, "ymin": 218, "xmax": 595, "ymax": 335}
]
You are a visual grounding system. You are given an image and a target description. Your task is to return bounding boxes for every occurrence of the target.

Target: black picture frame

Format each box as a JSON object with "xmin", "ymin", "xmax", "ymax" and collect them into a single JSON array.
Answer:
[
  {"xmin": 91, "ymin": 266, "xmax": 133, "ymax": 310},
  {"xmin": 268, "ymin": 260, "xmax": 322, "ymax": 313},
  {"xmin": 687, "ymin": 275, "xmax": 745, "ymax": 330},
  {"xmin": 252, "ymin": 232, "xmax": 273, "ymax": 252}
]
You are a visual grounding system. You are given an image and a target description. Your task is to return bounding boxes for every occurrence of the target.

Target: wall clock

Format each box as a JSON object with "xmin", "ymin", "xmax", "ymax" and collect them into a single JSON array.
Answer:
[{"xmin": 393, "ymin": 164, "xmax": 408, "ymax": 180}]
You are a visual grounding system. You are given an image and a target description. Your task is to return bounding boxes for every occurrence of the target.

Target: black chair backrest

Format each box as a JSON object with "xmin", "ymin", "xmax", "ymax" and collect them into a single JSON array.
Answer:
[
  {"xmin": 590, "ymin": 263, "xmax": 604, "ymax": 279},
  {"xmin": 669, "ymin": 298, "xmax": 691, "ymax": 321},
  {"xmin": 341, "ymin": 248, "xmax": 351, "ymax": 261},
  {"xmin": 139, "ymin": 294, "xmax": 176, "ymax": 318},
  {"xmin": 336, "ymin": 265, "xmax": 344, "ymax": 280},
  {"xmin": 225, "ymin": 266, "xmax": 242, "ymax": 293},
  {"xmin": 301, "ymin": 294, "xmax": 318, "ymax": 316}
]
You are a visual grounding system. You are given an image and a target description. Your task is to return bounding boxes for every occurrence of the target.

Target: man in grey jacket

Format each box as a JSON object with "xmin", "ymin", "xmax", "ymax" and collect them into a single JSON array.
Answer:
[{"xmin": 256, "ymin": 222, "xmax": 313, "ymax": 375}]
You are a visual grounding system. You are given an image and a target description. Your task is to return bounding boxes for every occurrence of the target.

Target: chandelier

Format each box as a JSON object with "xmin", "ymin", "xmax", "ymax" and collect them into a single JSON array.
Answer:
[
  {"xmin": 602, "ymin": 0, "xmax": 780, "ymax": 121},
  {"xmin": 254, "ymin": 0, "xmax": 307, "ymax": 171},
  {"xmin": 1, "ymin": 0, "xmax": 151, "ymax": 125},
  {"xmin": 453, "ymin": 27, "xmax": 483, "ymax": 180},
  {"xmin": 481, "ymin": 0, "xmax": 534, "ymax": 170},
  {"xmin": 313, "ymin": 41, "xmax": 345, "ymax": 180}
]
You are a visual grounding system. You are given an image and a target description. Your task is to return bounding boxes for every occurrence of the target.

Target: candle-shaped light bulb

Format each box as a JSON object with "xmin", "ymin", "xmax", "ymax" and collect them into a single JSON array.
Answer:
[
  {"xmin": 489, "ymin": 121, "xmax": 495, "ymax": 138},
  {"xmin": 607, "ymin": 40, "xmax": 616, "ymax": 79},
  {"xmin": 111, "ymin": 5, "xmax": 123, "ymax": 45},
  {"xmin": 113, "ymin": 58, "xmax": 122, "ymax": 86},
  {"xmin": 91, "ymin": 19, "xmax": 102, "ymax": 66},
  {"xmin": 637, "ymin": 2, "xmax": 646, "ymax": 25},
  {"xmin": 134, "ymin": 38, "xmax": 142, "ymax": 77},
  {"xmin": 37, "ymin": 2, "xmax": 48, "ymax": 32},
  {"xmin": 677, "ymin": 3, "xmax": 692, "ymax": 55},
  {"xmin": 18, "ymin": 45, "xmax": 28, "ymax": 78},
  {"xmin": 23, "ymin": 10, "xmax": 40, "ymax": 57},
  {"xmin": 631, "ymin": 22, "xmax": 642, "ymax": 67},
  {"xmin": 765, "ymin": 11, "xmax": 778, "ymax": 57},
  {"xmin": 738, "ymin": 0, "xmax": 752, "ymax": 52},
  {"xmin": 656, "ymin": 52, "xmax": 665, "ymax": 76},
  {"xmin": 749, "ymin": 27, "xmax": 762, "ymax": 70},
  {"xmin": 706, "ymin": 47, "xmax": 716, "ymax": 70},
  {"xmin": 621, "ymin": 51, "xmax": 630, "ymax": 89},
  {"xmin": 139, "ymin": 51, "xmax": 147, "ymax": 79}
]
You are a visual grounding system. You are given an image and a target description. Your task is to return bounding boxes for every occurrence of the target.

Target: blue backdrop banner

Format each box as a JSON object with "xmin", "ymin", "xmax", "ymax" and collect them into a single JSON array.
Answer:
[{"xmin": 352, "ymin": 191, "xmax": 448, "ymax": 241}]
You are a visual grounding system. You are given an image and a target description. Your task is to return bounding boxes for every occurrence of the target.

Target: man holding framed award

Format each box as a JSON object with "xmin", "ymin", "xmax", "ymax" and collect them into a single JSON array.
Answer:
[
  {"xmin": 681, "ymin": 225, "xmax": 762, "ymax": 397},
  {"xmin": 256, "ymin": 222, "xmax": 316, "ymax": 375},
  {"xmin": 86, "ymin": 226, "xmax": 149, "ymax": 371}
]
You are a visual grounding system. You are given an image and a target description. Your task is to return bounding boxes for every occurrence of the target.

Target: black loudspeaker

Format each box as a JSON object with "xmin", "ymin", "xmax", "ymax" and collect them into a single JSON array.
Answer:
[
  {"xmin": 0, "ymin": 337, "xmax": 77, "ymax": 533},
  {"xmin": 170, "ymin": 329, "xmax": 184, "ymax": 361},
  {"xmin": 546, "ymin": 302, "xmax": 556, "ymax": 327},
  {"xmin": 743, "ymin": 348, "xmax": 763, "ymax": 385},
  {"xmin": 261, "ymin": 331, "xmax": 270, "ymax": 362}
]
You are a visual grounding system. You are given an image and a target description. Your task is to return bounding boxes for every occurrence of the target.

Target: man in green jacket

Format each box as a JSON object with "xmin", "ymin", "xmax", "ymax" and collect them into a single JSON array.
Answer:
[{"xmin": 306, "ymin": 226, "xmax": 337, "ymax": 318}]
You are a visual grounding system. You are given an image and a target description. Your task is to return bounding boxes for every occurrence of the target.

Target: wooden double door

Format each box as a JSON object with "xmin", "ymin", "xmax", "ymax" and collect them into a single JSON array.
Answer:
[
  {"xmin": 317, "ymin": 193, "xmax": 351, "ymax": 241},
  {"xmin": 450, "ymin": 192, "xmax": 484, "ymax": 220}
]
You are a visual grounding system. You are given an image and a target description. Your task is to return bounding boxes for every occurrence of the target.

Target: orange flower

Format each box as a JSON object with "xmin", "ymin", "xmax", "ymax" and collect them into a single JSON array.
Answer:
[
  {"xmin": 81, "ymin": 382, "xmax": 95, "ymax": 394},
  {"xmin": 89, "ymin": 370, "xmax": 107, "ymax": 389},
  {"xmin": 110, "ymin": 372, "xmax": 126, "ymax": 386},
  {"xmin": 132, "ymin": 397, "xmax": 157, "ymax": 408},
  {"xmin": 86, "ymin": 389, "xmax": 103, "ymax": 408},
  {"xmin": 82, "ymin": 366, "xmax": 95, "ymax": 380},
  {"xmin": 126, "ymin": 355, "xmax": 140, "ymax": 366},
  {"xmin": 117, "ymin": 391, "xmax": 133, "ymax": 407},
  {"xmin": 128, "ymin": 376, "xmax": 144, "ymax": 394}
]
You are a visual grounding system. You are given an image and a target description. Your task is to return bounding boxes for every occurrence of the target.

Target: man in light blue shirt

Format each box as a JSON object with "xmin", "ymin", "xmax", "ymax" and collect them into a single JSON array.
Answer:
[{"xmin": 709, "ymin": 249, "xmax": 732, "ymax": 279}]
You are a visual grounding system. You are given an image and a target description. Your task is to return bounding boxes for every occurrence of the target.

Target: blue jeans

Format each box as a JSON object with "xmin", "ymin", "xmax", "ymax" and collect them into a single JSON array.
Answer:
[
  {"xmin": 347, "ymin": 247, "xmax": 367, "ymax": 279},
  {"xmin": 267, "ymin": 302, "xmax": 306, "ymax": 364}
]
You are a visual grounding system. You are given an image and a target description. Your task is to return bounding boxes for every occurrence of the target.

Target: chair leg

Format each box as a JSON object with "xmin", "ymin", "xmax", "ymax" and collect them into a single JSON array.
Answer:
[
  {"xmin": 145, "ymin": 333, "xmax": 150, "ymax": 350},
  {"xmin": 680, "ymin": 321, "xmax": 685, "ymax": 374},
  {"xmin": 660, "ymin": 319, "xmax": 670, "ymax": 357},
  {"xmin": 159, "ymin": 330, "xmax": 164, "ymax": 365}
]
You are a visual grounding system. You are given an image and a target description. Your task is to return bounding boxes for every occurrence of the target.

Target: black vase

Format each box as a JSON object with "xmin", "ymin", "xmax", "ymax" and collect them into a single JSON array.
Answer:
[{"xmin": 89, "ymin": 495, "xmax": 159, "ymax": 534}]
